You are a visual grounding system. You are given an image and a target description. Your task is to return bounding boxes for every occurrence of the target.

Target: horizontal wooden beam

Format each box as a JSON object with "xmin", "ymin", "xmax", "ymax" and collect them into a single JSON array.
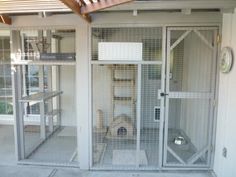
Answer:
[
  {"xmin": 0, "ymin": 15, "xmax": 12, "ymax": 25},
  {"xmin": 81, "ymin": 0, "xmax": 133, "ymax": 14},
  {"xmin": 59, "ymin": 0, "xmax": 91, "ymax": 23}
]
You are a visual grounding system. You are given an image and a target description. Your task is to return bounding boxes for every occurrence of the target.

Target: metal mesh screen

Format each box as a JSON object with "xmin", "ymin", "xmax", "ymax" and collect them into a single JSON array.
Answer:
[
  {"xmin": 167, "ymin": 98, "xmax": 211, "ymax": 165},
  {"xmin": 140, "ymin": 64, "xmax": 162, "ymax": 168},
  {"xmin": 91, "ymin": 27, "xmax": 163, "ymax": 169},
  {"xmin": 21, "ymin": 65, "xmax": 78, "ymax": 165},
  {"xmin": 92, "ymin": 64, "xmax": 138, "ymax": 168},
  {"xmin": 169, "ymin": 30, "xmax": 214, "ymax": 92},
  {"xmin": 165, "ymin": 28, "xmax": 217, "ymax": 167},
  {"xmin": 91, "ymin": 27, "xmax": 217, "ymax": 169},
  {"xmin": 0, "ymin": 30, "xmax": 15, "ymax": 165},
  {"xmin": 12, "ymin": 29, "xmax": 78, "ymax": 165},
  {"xmin": 0, "ymin": 31, "xmax": 12, "ymax": 115},
  {"xmin": 92, "ymin": 64, "xmax": 163, "ymax": 169},
  {"xmin": 92, "ymin": 27, "xmax": 162, "ymax": 61}
]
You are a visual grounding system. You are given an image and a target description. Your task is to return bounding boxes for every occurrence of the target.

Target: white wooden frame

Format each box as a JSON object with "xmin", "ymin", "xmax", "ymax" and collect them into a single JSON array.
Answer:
[
  {"xmin": 88, "ymin": 14, "xmax": 220, "ymax": 171},
  {"xmin": 0, "ymin": 30, "xmax": 14, "ymax": 123},
  {"xmin": 89, "ymin": 25, "xmax": 220, "ymax": 171},
  {"xmin": 163, "ymin": 26, "xmax": 219, "ymax": 168},
  {"xmin": 89, "ymin": 26, "xmax": 165, "ymax": 171},
  {"xmin": 0, "ymin": 13, "xmax": 221, "ymax": 170},
  {"xmin": 11, "ymin": 27, "xmax": 78, "ymax": 167}
]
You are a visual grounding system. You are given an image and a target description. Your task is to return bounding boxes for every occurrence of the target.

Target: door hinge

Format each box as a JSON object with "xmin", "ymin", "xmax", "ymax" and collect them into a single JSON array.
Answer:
[{"xmin": 217, "ymin": 34, "xmax": 221, "ymax": 44}]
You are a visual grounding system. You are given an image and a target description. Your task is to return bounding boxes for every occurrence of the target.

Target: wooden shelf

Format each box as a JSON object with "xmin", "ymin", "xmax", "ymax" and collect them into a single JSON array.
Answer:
[
  {"xmin": 11, "ymin": 60, "xmax": 76, "ymax": 66},
  {"xmin": 19, "ymin": 91, "xmax": 63, "ymax": 103}
]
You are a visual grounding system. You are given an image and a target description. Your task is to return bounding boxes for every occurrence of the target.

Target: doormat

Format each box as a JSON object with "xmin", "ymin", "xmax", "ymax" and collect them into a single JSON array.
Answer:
[
  {"xmin": 57, "ymin": 127, "xmax": 77, "ymax": 137},
  {"xmin": 112, "ymin": 150, "xmax": 148, "ymax": 165}
]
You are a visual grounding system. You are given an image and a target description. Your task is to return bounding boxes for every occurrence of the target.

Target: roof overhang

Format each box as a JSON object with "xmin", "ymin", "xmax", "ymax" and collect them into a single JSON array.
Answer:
[
  {"xmin": 0, "ymin": 0, "xmax": 235, "ymax": 24},
  {"xmin": 103, "ymin": 0, "xmax": 236, "ymax": 11}
]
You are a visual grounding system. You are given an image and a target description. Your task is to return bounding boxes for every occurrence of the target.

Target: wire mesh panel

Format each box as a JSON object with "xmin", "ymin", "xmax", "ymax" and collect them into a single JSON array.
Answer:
[
  {"xmin": 167, "ymin": 98, "xmax": 211, "ymax": 165},
  {"xmin": 91, "ymin": 27, "xmax": 163, "ymax": 169},
  {"xmin": 164, "ymin": 28, "xmax": 217, "ymax": 167},
  {"xmin": 140, "ymin": 64, "xmax": 162, "ymax": 168},
  {"xmin": 92, "ymin": 27, "xmax": 162, "ymax": 61},
  {"xmin": 12, "ymin": 29, "xmax": 78, "ymax": 165},
  {"xmin": 20, "ymin": 65, "xmax": 78, "ymax": 165},
  {"xmin": 169, "ymin": 30, "xmax": 214, "ymax": 93},
  {"xmin": 0, "ymin": 31, "xmax": 12, "ymax": 115},
  {"xmin": 0, "ymin": 30, "xmax": 16, "ymax": 165},
  {"xmin": 92, "ymin": 64, "xmax": 138, "ymax": 168}
]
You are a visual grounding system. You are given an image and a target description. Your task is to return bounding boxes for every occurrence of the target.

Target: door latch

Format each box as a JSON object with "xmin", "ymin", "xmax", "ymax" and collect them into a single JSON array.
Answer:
[
  {"xmin": 157, "ymin": 90, "xmax": 169, "ymax": 99},
  {"xmin": 160, "ymin": 92, "xmax": 169, "ymax": 97}
]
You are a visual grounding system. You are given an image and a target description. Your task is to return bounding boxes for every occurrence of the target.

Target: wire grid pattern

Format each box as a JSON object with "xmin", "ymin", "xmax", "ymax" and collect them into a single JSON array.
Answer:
[
  {"xmin": 91, "ymin": 27, "xmax": 162, "ymax": 61},
  {"xmin": 140, "ymin": 64, "xmax": 162, "ymax": 168},
  {"xmin": 92, "ymin": 64, "xmax": 164, "ymax": 169},
  {"xmin": 22, "ymin": 68, "xmax": 77, "ymax": 165},
  {"xmin": 21, "ymin": 65, "xmax": 48, "ymax": 114},
  {"xmin": 13, "ymin": 29, "xmax": 78, "ymax": 165},
  {"xmin": 92, "ymin": 64, "xmax": 137, "ymax": 168},
  {"xmin": 18, "ymin": 30, "xmax": 50, "ymax": 115},
  {"xmin": 167, "ymin": 99, "xmax": 211, "ymax": 165},
  {"xmin": 91, "ymin": 26, "xmax": 163, "ymax": 169},
  {"xmin": 0, "ymin": 31, "xmax": 12, "ymax": 115},
  {"xmin": 166, "ymin": 29, "xmax": 216, "ymax": 166},
  {"xmin": 170, "ymin": 30, "xmax": 214, "ymax": 92}
]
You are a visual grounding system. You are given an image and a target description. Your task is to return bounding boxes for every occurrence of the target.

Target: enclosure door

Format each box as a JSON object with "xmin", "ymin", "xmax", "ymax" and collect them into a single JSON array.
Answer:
[{"xmin": 163, "ymin": 27, "xmax": 218, "ymax": 168}]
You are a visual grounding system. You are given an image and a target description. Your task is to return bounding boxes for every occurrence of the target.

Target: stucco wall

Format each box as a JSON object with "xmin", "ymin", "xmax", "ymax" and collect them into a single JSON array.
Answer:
[
  {"xmin": 60, "ymin": 36, "xmax": 76, "ymax": 126},
  {"xmin": 214, "ymin": 10, "xmax": 236, "ymax": 177}
]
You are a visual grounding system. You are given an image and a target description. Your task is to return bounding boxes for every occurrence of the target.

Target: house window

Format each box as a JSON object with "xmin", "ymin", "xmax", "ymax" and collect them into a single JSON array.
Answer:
[
  {"xmin": 0, "ymin": 32, "xmax": 12, "ymax": 115},
  {"xmin": 20, "ymin": 30, "xmax": 49, "ymax": 114},
  {"xmin": 24, "ymin": 65, "xmax": 48, "ymax": 114}
]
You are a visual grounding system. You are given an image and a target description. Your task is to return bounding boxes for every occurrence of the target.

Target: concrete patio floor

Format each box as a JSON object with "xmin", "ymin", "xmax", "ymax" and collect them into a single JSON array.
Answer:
[{"xmin": 0, "ymin": 165, "xmax": 215, "ymax": 177}]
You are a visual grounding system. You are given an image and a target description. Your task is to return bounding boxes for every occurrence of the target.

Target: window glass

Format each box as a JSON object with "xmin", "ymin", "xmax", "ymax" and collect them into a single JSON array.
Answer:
[{"xmin": 0, "ymin": 31, "xmax": 12, "ymax": 115}]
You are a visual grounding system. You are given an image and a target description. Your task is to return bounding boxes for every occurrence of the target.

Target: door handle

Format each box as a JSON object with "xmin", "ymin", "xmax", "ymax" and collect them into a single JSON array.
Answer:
[
  {"xmin": 160, "ymin": 92, "xmax": 169, "ymax": 97},
  {"xmin": 157, "ymin": 90, "xmax": 169, "ymax": 99}
]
